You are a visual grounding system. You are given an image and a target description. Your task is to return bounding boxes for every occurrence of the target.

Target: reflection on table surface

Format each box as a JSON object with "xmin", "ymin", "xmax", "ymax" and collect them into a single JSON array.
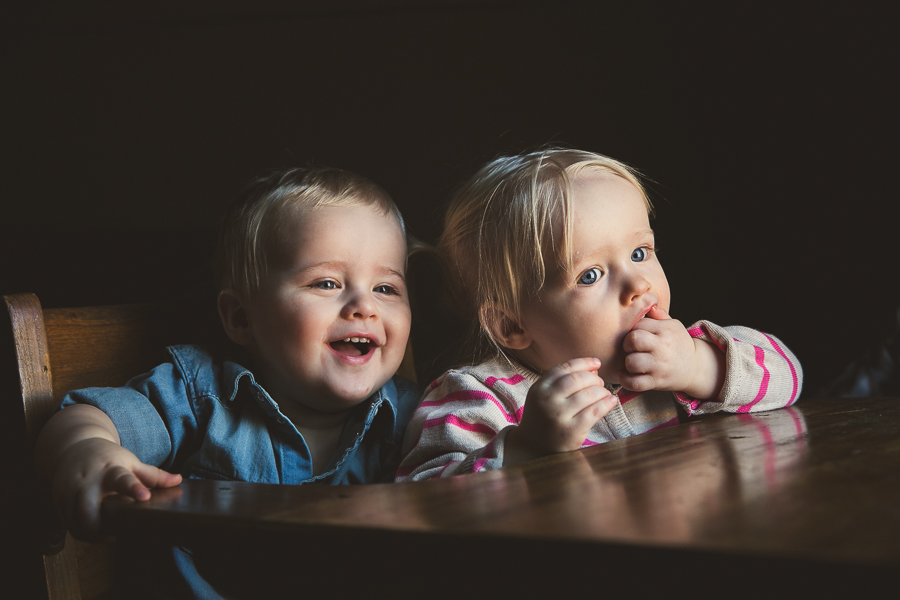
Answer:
[{"xmin": 103, "ymin": 397, "xmax": 900, "ymax": 571}]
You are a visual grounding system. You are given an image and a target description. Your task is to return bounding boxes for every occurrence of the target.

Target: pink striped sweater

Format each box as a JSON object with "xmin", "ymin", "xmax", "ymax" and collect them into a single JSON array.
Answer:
[{"xmin": 396, "ymin": 321, "xmax": 802, "ymax": 481}]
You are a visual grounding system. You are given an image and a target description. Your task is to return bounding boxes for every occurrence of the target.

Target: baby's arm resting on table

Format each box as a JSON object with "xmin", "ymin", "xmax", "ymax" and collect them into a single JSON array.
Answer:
[
  {"xmin": 395, "ymin": 370, "xmax": 523, "ymax": 481},
  {"xmin": 620, "ymin": 307, "xmax": 802, "ymax": 413},
  {"xmin": 674, "ymin": 321, "xmax": 802, "ymax": 415},
  {"xmin": 34, "ymin": 404, "xmax": 181, "ymax": 540}
]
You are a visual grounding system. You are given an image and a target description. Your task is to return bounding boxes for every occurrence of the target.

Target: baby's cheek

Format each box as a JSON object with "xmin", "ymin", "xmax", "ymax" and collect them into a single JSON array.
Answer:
[{"xmin": 658, "ymin": 281, "xmax": 672, "ymax": 313}]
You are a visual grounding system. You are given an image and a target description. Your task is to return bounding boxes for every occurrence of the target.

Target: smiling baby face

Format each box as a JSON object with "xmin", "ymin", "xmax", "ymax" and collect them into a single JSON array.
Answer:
[{"xmin": 244, "ymin": 203, "xmax": 411, "ymax": 412}]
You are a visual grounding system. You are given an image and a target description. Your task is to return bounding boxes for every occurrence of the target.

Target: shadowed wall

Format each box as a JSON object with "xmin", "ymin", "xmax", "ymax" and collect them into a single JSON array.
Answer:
[{"xmin": 3, "ymin": 1, "xmax": 897, "ymax": 393}]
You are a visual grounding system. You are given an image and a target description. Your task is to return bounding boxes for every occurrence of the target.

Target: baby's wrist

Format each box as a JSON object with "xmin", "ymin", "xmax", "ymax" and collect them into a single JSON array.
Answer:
[
  {"xmin": 503, "ymin": 425, "xmax": 543, "ymax": 467},
  {"xmin": 683, "ymin": 339, "xmax": 726, "ymax": 400}
]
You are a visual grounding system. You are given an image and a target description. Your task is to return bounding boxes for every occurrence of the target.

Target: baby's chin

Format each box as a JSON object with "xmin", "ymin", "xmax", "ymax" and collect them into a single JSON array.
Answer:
[{"xmin": 326, "ymin": 373, "xmax": 395, "ymax": 406}]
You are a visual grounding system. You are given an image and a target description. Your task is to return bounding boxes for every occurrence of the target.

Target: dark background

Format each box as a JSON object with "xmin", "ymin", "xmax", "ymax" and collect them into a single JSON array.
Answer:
[{"xmin": 3, "ymin": 1, "xmax": 897, "ymax": 394}]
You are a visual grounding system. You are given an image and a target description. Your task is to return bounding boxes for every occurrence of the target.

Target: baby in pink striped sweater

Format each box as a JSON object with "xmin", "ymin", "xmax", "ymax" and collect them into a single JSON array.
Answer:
[{"xmin": 396, "ymin": 148, "xmax": 802, "ymax": 480}]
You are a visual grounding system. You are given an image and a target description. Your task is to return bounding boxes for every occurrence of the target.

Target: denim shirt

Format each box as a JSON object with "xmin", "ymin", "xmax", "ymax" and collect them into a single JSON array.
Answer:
[{"xmin": 60, "ymin": 344, "xmax": 421, "ymax": 598}]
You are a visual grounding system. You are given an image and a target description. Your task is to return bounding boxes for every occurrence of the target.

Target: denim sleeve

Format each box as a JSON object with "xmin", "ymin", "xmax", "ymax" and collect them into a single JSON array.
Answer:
[{"xmin": 60, "ymin": 360, "xmax": 198, "ymax": 469}]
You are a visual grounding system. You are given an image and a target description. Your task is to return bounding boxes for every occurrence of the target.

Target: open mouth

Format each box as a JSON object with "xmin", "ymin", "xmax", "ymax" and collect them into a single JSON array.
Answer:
[{"xmin": 329, "ymin": 337, "xmax": 375, "ymax": 357}]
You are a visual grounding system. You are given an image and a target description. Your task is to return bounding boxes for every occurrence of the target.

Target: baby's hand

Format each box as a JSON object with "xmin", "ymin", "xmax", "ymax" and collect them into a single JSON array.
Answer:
[
  {"xmin": 51, "ymin": 438, "xmax": 181, "ymax": 540},
  {"xmin": 620, "ymin": 305, "xmax": 725, "ymax": 399},
  {"xmin": 506, "ymin": 358, "xmax": 617, "ymax": 465}
]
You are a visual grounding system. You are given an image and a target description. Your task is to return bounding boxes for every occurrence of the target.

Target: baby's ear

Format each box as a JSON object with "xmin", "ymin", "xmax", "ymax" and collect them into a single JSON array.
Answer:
[
  {"xmin": 479, "ymin": 303, "xmax": 531, "ymax": 350},
  {"xmin": 217, "ymin": 290, "xmax": 253, "ymax": 346}
]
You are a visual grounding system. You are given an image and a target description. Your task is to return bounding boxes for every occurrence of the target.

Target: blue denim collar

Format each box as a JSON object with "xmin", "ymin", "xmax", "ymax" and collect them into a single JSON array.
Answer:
[{"xmin": 221, "ymin": 359, "xmax": 399, "ymax": 438}]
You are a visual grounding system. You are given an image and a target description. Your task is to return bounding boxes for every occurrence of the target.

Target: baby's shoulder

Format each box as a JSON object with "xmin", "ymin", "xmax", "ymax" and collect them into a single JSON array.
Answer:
[
  {"xmin": 425, "ymin": 359, "xmax": 533, "ymax": 400},
  {"xmin": 424, "ymin": 363, "xmax": 485, "ymax": 391},
  {"xmin": 387, "ymin": 375, "xmax": 422, "ymax": 409},
  {"xmin": 163, "ymin": 344, "xmax": 243, "ymax": 398}
]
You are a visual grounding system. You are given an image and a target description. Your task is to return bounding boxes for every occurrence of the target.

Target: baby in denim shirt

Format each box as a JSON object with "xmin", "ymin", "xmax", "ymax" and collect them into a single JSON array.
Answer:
[{"xmin": 35, "ymin": 167, "xmax": 420, "ymax": 598}]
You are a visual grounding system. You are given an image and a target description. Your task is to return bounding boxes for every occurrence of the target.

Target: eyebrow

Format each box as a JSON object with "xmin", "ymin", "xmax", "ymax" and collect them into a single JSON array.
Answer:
[
  {"xmin": 297, "ymin": 260, "xmax": 406, "ymax": 282},
  {"xmin": 569, "ymin": 228, "xmax": 657, "ymax": 270}
]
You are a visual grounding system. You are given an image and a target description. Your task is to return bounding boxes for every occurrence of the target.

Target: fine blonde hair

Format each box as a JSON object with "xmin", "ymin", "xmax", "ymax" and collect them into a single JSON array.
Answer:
[
  {"xmin": 216, "ymin": 166, "xmax": 405, "ymax": 300},
  {"xmin": 438, "ymin": 147, "xmax": 651, "ymax": 364}
]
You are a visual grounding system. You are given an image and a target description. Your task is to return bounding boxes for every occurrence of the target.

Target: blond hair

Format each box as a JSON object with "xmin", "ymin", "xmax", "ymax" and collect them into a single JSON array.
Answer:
[
  {"xmin": 216, "ymin": 167, "xmax": 405, "ymax": 299},
  {"xmin": 438, "ymin": 147, "xmax": 651, "ymax": 364}
]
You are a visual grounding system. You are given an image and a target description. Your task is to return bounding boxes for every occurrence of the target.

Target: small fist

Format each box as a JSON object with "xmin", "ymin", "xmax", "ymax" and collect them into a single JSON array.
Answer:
[
  {"xmin": 512, "ymin": 357, "xmax": 617, "ymax": 459},
  {"xmin": 619, "ymin": 304, "xmax": 696, "ymax": 392}
]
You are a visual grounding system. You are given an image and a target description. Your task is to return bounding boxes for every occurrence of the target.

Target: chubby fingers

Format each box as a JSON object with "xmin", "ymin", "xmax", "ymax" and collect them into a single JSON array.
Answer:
[
  {"xmin": 625, "ymin": 306, "xmax": 685, "ymax": 354},
  {"xmin": 134, "ymin": 463, "xmax": 182, "ymax": 491},
  {"xmin": 104, "ymin": 465, "xmax": 152, "ymax": 501},
  {"xmin": 108, "ymin": 463, "xmax": 183, "ymax": 502},
  {"xmin": 645, "ymin": 304, "xmax": 670, "ymax": 320},
  {"xmin": 76, "ymin": 465, "xmax": 181, "ymax": 540},
  {"xmin": 623, "ymin": 325, "xmax": 659, "ymax": 353},
  {"xmin": 569, "ymin": 384, "xmax": 617, "ymax": 426},
  {"xmin": 627, "ymin": 303, "xmax": 672, "ymax": 336},
  {"xmin": 621, "ymin": 324, "xmax": 665, "ymax": 391},
  {"xmin": 65, "ymin": 465, "xmax": 138, "ymax": 540},
  {"xmin": 541, "ymin": 357, "xmax": 603, "ymax": 384},
  {"xmin": 618, "ymin": 370, "xmax": 658, "ymax": 393},
  {"xmin": 539, "ymin": 358, "xmax": 603, "ymax": 402},
  {"xmin": 542, "ymin": 358, "xmax": 616, "ymax": 414}
]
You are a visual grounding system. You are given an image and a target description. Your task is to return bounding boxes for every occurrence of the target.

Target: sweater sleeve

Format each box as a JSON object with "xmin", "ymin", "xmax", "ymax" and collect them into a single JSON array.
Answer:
[
  {"xmin": 395, "ymin": 370, "xmax": 522, "ymax": 481},
  {"xmin": 675, "ymin": 321, "xmax": 803, "ymax": 415}
]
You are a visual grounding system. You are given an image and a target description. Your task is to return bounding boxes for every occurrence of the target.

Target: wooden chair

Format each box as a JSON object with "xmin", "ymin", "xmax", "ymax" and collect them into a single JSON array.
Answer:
[
  {"xmin": 1, "ymin": 292, "xmax": 418, "ymax": 599},
  {"xmin": 0, "ymin": 293, "xmax": 224, "ymax": 599}
]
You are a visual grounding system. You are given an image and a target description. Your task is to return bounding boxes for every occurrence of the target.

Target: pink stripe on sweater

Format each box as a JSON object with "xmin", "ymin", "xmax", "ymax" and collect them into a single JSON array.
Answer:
[
  {"xmin": 420, "ymin": 390, "xmax": 519, "ymax": 424},
  {"xmin": 582, "ymin": 439, "xmax": 600, "ymax": 447},
  {"xmin": 763, "ymin": 333, "xmax": 799, "ymax": 405},
  {"xmin": 484, "ymin": 374, "xmax": 526, "ymax": 388},
  {"xmin": 687, "ymin": 324, "xmax": 725, "ymax": 352},
  {"xmin": 674, "ymin": 392, "xmax": 704, "ymax": 414},
  {"xmin": 423, "ymin": 414, "xmax": 497, "ymax": 436},
  {"xmin": 618, "ymin": 390, "xmax": 640, "ymax": 404},
  {"xmin": 473, "ymin": 458, "xmax": 489, "ymax": 472},
  {"xmin": 419, "ymin": 389, "xmax": 495, "ymax": 407},
  {"xmin": 737, "ymin": 346, "xmax": 770, "ymax": 413}
]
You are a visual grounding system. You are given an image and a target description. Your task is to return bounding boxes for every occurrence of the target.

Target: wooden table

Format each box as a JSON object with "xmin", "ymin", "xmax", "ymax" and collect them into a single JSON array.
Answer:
[{"xmin": 102, "ymin": 397, "xmax": 900, "ymax": 597}]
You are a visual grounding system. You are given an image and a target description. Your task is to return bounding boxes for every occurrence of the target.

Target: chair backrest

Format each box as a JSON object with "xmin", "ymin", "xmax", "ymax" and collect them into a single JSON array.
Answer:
[{"xmin": 1, "ymin": 293, "xmax": 228, "ymax": 599}]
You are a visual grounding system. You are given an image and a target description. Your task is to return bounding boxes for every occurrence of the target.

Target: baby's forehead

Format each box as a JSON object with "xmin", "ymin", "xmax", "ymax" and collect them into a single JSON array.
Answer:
[
  {"xmin": 285, "ymin": 201, "xmax": 403, "ymax": 234},
  {"xmin": 271, "ymin": 202, "xmax": 407, "ymax": 260},
  {"xmin": 570, "ymin": 168, "xmax": 640, "ymax": 196}
]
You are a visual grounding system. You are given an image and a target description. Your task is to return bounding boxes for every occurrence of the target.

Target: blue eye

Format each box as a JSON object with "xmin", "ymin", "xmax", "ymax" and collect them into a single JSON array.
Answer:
[
  {"xmin": 578, "ymin": 268, "xmax": 602, "ymax": 285},
  {"xmin": 631, "ymin": 248, "xmax": 647, "ymax": 262},
  {"xmin": 314, "ymin": 280, "xmax": 338, "ymax": 290}
]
